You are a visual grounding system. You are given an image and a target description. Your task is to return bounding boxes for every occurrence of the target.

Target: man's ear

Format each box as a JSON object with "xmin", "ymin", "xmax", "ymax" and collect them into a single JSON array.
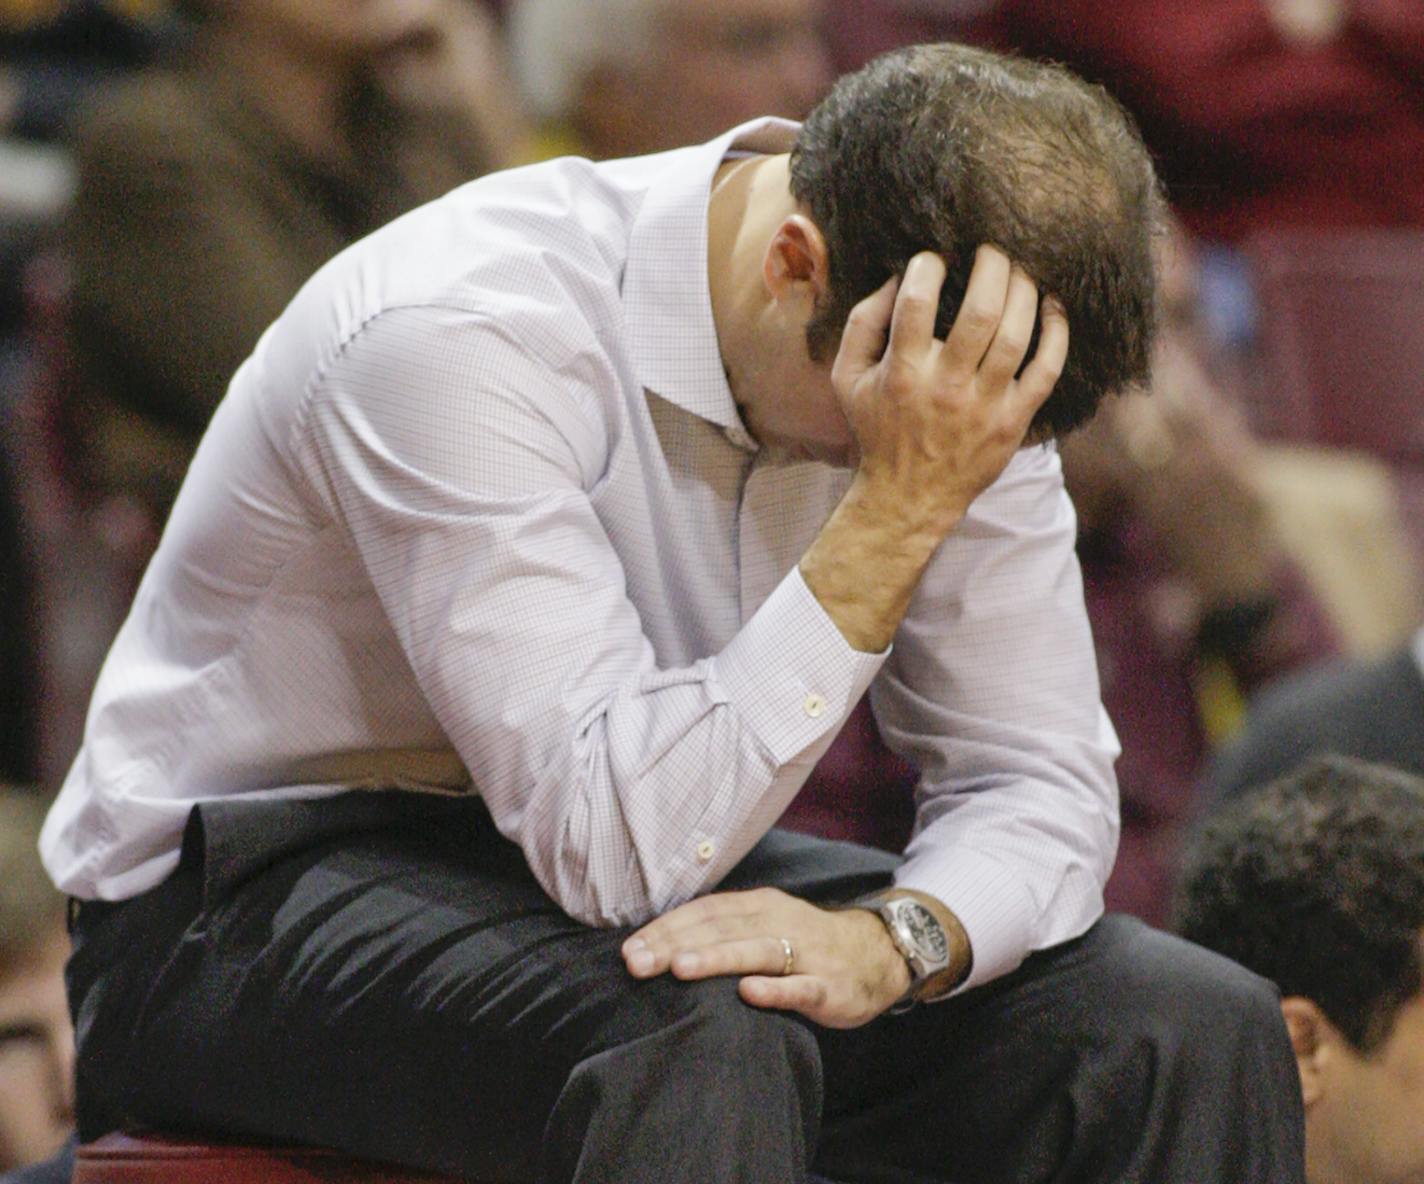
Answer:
[
  {"xmin": 1281, "ymin": 995, "xmax": 1332, "ymax": 1108},
  {"xmin": 762, "ymin": 214, "xmax": 829, "ymax": 307}
]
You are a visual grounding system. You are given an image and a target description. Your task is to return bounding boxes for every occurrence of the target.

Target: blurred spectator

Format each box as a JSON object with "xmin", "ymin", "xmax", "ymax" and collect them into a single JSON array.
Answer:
[
  {"xmin": 0, "ymin": 788, "xmax": 73, "ymax": 1175},
  {"xmin": 828, "ymin": 0, "xmax": 1424, "ymax": 245},
  {"xmin": 1055, "ymin": 225, "xmax": 1341, "ymax": 921},
  {"xmin": 507, "ymin": 0, "xmax": 833, "ymax": 158},
  {"xmin": 63, "ymin": 0, "xmax": 531, "ymax": 523},
  {"xmin": 1207, "ymin": 625, "xmax": 1424, "ymax": 802},
  {"xmin": 1176, "ymin": 756, "xmax": 1424, "ymax": 1184},
  {"xmin": 0, "ymin": 439, "xmax": 37, "ymax": 785},
  {"xmin": 1, "ymin": 1, "xmax": 178, "ymax": 341},
  {"xmin": 1, "ymin": 0, "xmax": 179, "ymax": 145}
]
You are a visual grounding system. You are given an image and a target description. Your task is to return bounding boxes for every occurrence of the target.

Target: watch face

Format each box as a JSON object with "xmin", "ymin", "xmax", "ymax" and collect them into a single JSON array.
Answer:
[{"xmin": 896, "ymin": 900, "xmax": 949, "ymax": 964}]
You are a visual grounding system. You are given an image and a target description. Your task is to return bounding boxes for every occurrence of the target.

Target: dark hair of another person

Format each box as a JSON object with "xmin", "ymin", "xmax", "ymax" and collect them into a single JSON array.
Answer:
[
  {"xmin": 1173, "ymin": 755, "xmax": 1424, "ymax": 1053},
  {"xmin": 789, "ymin": 42, "xmax": 1165, "ymax": 439}
]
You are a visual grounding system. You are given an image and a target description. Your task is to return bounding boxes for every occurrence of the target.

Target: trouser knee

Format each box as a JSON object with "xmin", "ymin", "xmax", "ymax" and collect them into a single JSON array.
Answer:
[
  {"xmin": 574, "ymin": 975, "xmax": 821, "ymax": 1110},
  {"xmin": 541, "ymin": 978, "xmax": 822, "ymax": 1182},
  {"xmin": 1094, "ymin": 917, "xmax": 1288, "ymax": 1066}
]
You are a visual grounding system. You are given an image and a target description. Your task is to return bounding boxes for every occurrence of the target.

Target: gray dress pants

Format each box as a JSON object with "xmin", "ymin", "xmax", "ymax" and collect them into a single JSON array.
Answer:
[{"xmin": 66, "ymin": 792, "xmax": 1305, "ymax": 1183}]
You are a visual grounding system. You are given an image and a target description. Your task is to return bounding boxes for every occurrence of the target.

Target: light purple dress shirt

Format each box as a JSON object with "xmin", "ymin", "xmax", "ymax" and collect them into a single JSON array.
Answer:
[{"xmin": 42, "ymin": 119, "xmax": 1119, "ymax": 991}]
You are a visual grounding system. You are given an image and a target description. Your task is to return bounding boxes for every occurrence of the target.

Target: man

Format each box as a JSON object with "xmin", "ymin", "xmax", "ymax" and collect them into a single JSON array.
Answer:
[
  {"xmin": 42, "ymin": 44, "xmax": 1302, "ymax": 1182},
  {"xmin": 1176, "ymin": 755, "xmax": 1424, "ymax": 1184},
  {"xmin": 506, "ymin": 0, "xmax": 834, "ymax": 157}
]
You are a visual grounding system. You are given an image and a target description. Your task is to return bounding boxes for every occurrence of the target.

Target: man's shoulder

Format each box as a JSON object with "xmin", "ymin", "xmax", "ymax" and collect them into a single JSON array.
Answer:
[
  {"xmin": 341, "ymin": 154, "xmax": 647, "ymax": 322},
  {"xmin": 247, "ymin": 155, "xmax": 657, "ymax": 434}
]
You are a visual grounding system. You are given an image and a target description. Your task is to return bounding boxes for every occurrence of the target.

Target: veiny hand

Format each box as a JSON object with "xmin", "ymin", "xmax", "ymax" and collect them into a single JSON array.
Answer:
[
  {"xmin": 622, "ymin": 888, "xmax": 911, "ymax": 1029},
  {"xmin": 832, "ymin": 244, "xmax": 1069, "ymax": 535}
]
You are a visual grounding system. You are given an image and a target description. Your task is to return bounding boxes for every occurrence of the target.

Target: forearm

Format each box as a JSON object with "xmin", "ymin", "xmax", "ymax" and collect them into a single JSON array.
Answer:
[
  {"xmin": 800, "ymin": 472, "xmax": 961, "ymax": 654},
  {"xmin": 893, "ymin": 756, "xmax": 1115, "ymax": 989},
  {"xmin": 874, "ymin": 449, "xmax": 1119, "ymax": 988}
]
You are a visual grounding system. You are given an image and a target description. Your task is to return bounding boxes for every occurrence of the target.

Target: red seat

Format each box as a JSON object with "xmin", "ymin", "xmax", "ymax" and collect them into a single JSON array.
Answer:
[
  {"xmin": 74, "ymin": 1133, "xmax": 845, "ymax": 1182},
  {"xmin": 1243, "ymin": 228, "xmax": 1424, "ymax": 577},
  {"xmin": 73, "ymin": 1133, "xmax": 464, "ymax": 1183},
  {"xmin": 1245, "ymin": 228, "xmax": 1424, "ymax": 461}
]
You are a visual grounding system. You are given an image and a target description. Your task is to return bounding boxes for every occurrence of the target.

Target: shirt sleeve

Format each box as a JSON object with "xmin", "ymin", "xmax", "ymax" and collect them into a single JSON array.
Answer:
[
  {"xmin": 875, "ymin": 442, "xmax": 1121, "ymax": 990},
  {"xmin": 294, "ymin": 304, "xmax": 884, "ymax": 927}
]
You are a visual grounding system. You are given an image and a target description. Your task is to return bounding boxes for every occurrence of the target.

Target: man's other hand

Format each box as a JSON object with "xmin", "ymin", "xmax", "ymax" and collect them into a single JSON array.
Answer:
[{"xmin": 621, "ymin": 888, "xmax": 911, "ymax": 1029}]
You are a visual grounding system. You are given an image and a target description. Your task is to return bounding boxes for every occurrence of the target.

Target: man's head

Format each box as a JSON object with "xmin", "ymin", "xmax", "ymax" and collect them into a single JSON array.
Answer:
[
  {"xmin": 1175, "ymin": 757, "xmax": 1424, "ymax": 1184},
  {"xmin": 508, "ymin": 0, "xmax": 833, "ymax": 159},
  {"xmin": 789, "ymin": 42, "xmax": 1163, "ymax": 439},
  {"xmin": 0, "ymin": 788, "xmax": 73, "ymax": 1171}
]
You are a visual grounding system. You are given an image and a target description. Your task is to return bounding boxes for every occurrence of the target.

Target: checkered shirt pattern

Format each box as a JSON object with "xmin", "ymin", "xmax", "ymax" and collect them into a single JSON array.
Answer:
[{"xmin": 42, "ymin": 120, "xmax": 1118, "ymax": 990}]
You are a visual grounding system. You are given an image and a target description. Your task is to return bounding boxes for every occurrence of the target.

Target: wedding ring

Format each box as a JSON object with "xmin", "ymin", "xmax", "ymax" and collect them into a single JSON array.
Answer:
[{"xmin": 779, "ymin": 937, "xmax": 795, "ymax": 976}]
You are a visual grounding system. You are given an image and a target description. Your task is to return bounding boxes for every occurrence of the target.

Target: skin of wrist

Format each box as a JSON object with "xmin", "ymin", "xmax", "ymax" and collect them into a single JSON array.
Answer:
[
  {"xmin": 840, "ymin": 905, "xmax": 914, "ymax": 1004},
  {"xmin": 844, "ymin": 468, "xmax": 970, "ymax": 546},
  {"xmin": 800, "ymin": 474, "xmax": 962, "ymax": 653},
  {"xmin": 835, "ymin": 889, "xmax": 975, "ymax": 1010}
]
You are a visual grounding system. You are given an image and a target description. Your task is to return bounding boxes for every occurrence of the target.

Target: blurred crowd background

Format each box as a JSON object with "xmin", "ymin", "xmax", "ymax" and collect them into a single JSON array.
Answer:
[{"xmin": 1, "ymin": 0, "xmax": 1422, "ymax": 1171}]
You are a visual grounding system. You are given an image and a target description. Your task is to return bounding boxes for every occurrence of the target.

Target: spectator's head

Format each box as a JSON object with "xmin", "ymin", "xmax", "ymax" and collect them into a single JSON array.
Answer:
[
  {"xmin": 789, "ymin": 42, "xmax": 1163, "ymax": 439},
  {"xmin": 177, "ymin": 0, "xmax": 445, "ymax": 60},
  {"xmin": 508, "ymin": 0, "xmax": 833, "ymax": 158},
  {"xmin": 0, "ymin": 788, "xmax": 73, "ymax": 1171},
  {"xmin": 1175, "ymin": 756, "xmax": 1424, "ymax": 1184}
]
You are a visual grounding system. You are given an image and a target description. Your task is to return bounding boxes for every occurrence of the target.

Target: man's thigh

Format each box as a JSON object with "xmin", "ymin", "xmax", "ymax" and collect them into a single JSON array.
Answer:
[
  {"xmin": 812, "ymin": 915, "xmax": 1304, "ymax": 1184},
  {"xmin": 66, "ymin": 797, "xmax": 895, "ymax": 1180}
]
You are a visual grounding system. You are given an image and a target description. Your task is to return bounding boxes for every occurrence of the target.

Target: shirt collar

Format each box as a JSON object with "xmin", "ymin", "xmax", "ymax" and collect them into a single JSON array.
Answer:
[{"xmin": 621, "ymin": 118, "xmax": 799, "ymax": 435}]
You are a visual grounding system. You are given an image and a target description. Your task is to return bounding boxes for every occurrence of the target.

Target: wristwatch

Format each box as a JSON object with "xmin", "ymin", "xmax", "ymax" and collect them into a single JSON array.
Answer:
[{"xmin": 850, "ymin": 891, "xmax": 954, "ymax": 1006}]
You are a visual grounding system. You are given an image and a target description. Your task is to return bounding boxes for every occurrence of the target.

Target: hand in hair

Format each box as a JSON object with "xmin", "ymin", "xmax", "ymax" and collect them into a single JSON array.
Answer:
[
  {"xmin": 800, "ymin": 244, "xmax": 1068, "ymax": 655},
  {"xmin": 833, "ymin": 244, "xmax": 1068, "ymax": 536}
]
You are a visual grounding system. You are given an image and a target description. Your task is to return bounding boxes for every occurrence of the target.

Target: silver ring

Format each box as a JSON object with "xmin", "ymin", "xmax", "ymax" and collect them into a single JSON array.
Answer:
[{"xmin": 779, "ymin": 936, "xmax": 795, "ymax": 976}]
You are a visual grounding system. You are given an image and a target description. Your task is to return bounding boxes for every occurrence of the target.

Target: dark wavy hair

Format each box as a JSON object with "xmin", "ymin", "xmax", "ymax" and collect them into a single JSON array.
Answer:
[
  {"xmin": 1174, "ymin": 756, "xmax": 1424, "ymax": 1052},
  {"xmin": 789, "ymin": 43, "xmax": 1165, "ymax": 439}
]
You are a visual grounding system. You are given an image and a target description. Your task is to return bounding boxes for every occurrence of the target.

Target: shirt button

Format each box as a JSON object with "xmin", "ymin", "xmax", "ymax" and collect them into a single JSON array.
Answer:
[
  {"xmin": 695, "ymin": 839, "xmax": 716, "ymax": 863},
  {"xmin": 803, "ymin": 693, "xmax": 827, "ymax": 719}
]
